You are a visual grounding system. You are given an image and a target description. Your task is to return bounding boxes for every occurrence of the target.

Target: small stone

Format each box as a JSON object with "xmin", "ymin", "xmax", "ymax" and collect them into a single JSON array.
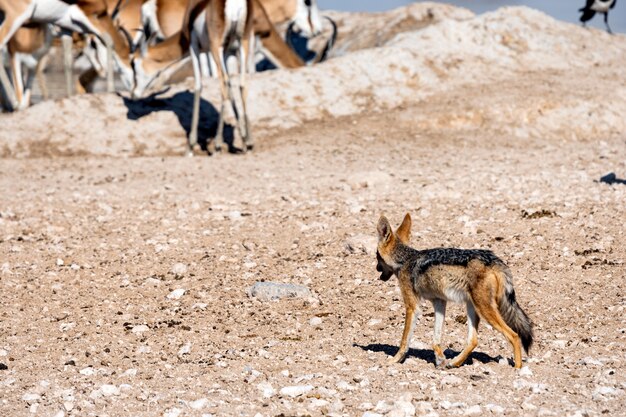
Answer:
[
  {"xmin": 171, "ymin": 263, "xmax": 187, "ymax": 276},
  {"xmin": 63, "ymin": 402, "xmax": 74, "ymax": 412},
  {"xmin": 367, "ymin": 319, "xmax": 382, "ymax": 326},
  {"xmin": 464, "ymin": 405, "xmax": 482, "ymax": 415},
  {"xmin": 163, "ymin": 408, "xmax": 182, "ymax": 417},
  {"xmin": 189, "ymin": 398, "xmax": 209, "ymax": 410},
  {"xmin": 100, "ymin": 384, "xmax": 120, "ymax": 397},
  {"xmin": 167, "ymin": 289, "xmax": 186, "ymax": 300},
  {"xmin": 391, "ymin": 400, "xmax": 416, "ymax": 416},
  {"xmin": 280, "ymin": 385, "xmax": 314, "ymax": 398},
  {"xmin": 178, "ymin": 343, "xmax": 191, "ymax": 356},
  {"xmin": 22, "ymin": 393, "xmax": 41, "ymax": 403},
  {"xmin": 485, "ymin": 404, "xmax": 505, "ymax": 414},
  {"xmin": 310, "ymin": 399, "xmax": 330, "ymax": 408},
  {"xmin": 56, "ymin": 259, "xmax": 64, "ymax": 266},
  {"xmin": 363, "ymin": 413, "xmax": 384, "ymax": 417},
  {"xmin": 131, "ymin": 325, "xmax": 150, "ymax": 334},
  {"xmin": 257, "ymin": 382, "xmax": 276, "ymax": 398},
  {"xmin": 310, "ymin": 317, "xmax": 323, "ymax": 326},
  {"xmin": 247, "ymin": 281, "xmax": 313, "ymax": 301},
  {"xmin": 519, "ymin": 366, "xmax": 533, "ymax": 377},
  {"xmin": 79, "ymin": 367, "xmax": 94, "ymax": 375},
  {"xmin": 59, "ymin": 322, "xmax": 76, "ymax": 332},
  {"xmin": 441, "ymin": 374, "xmax": 463, "ymax": 386}
]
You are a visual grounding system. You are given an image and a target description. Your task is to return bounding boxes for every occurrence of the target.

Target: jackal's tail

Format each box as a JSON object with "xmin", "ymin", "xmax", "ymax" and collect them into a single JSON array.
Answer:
[{"xmin": 497, "ymin": 267, "xmax": 533, "ymax": 353}]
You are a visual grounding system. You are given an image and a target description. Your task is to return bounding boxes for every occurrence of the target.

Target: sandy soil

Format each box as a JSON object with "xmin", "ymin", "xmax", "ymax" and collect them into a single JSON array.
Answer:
[{"xmin": 1, "ymin": 4, "xmax": 626, "ymax": 417}]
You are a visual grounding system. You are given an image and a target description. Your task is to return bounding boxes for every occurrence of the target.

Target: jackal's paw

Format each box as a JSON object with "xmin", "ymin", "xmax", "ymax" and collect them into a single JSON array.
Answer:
[
  {"xmin": 435, "ymin": 357, "xmax": 450, "ymax": 368},
  {"xmin": 387, "ymin": 353, "xmax": 406, "ymax": 365}
]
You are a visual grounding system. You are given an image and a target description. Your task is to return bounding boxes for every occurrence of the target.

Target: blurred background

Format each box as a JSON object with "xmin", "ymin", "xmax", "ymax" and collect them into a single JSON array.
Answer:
[{"xmin": 318, "ymin": 0, "xmax": 626, "ymax": 33}]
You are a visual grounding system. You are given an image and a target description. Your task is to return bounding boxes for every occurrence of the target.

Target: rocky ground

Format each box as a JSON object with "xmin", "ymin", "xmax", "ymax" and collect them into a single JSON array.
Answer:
[{"xmin": 1, "ymin": 3, "xmax": 625, "ymax": 417}]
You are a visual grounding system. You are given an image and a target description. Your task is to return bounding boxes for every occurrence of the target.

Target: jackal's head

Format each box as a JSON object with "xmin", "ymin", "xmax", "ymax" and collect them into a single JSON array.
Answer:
[{"xmin": 376, "ymin": 213, "xmax": 411, "ymax": 281}]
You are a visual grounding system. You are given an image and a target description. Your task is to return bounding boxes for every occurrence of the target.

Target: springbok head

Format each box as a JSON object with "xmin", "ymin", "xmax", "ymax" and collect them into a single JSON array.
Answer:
[{"xmin": 293, "ymin": 0, "xmax": 323, "ymax": 37}]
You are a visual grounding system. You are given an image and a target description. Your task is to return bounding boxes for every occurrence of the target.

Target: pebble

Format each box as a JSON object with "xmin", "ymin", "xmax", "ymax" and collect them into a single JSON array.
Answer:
[
  {"xmin": 163, "ymin": 408, "xmax": 182, "ymax": 417},
  {"xmin": 440, "ymin": 374, "xmax": 463, "ymax": 386},
  {"xmin": 56, "ymin": 258, "xmax": 64, "ymax": 266},
  {"xmin": 178, "ymin": 343, "xmax": 192, "ymax": 356},
  {"xmin": 189, "ymin": 398, "xmax": 209, "ymax": 410},
  {"xmin": 279, "ymin": 385, "xmax": 314, "ymax": 398},
  {"xmin": 79, "ymin": 367, "xmax": 95, "ymax": 376},
  {"xmin": 247, "ymin": 282, "xmax": 313, "ymax": 301},
  {"xmin": 257, "ymin": 382, "xmax": 276, "ymax": 398},
  {"xmin": 519, "ymin": 366, "xmax": 533, "ymax": 377},
  {"xmin": 485, "ymin": 404, "xmax": 505, "ymax": 414},
  {"xmin": 310, "ymin": 317, "xmax": 323, "ymax": 327},
  {"xmin": 131, "ymin": 325, "xmax": 150, "ymax": 334},
  {"xmin": 368, "ymin": 319, "xmax": 383, "ymax": 326},
  {"xmin": 464, "ymin": 405, "xmax": 482, "ymax": 415},
  {"xmin": 171, "ymin": 263, "xmax": 187, "ymax": 276},
  {"xmin": 167, "ymin": 289, "xmax": 186, "ymax": 300},
  {"xmin": 363, "ymin": 412, "xmax": 383, "ymax": 417},
  {"xmin": 22, "ymin": 393, "xmax": 41, "ymax": 403},
  {"xmin": 100, "ymin": 384, "xmax": 120, "ymax": 397}
]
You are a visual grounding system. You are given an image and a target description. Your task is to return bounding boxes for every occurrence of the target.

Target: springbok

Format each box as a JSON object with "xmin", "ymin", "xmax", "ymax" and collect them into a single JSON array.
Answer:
[
  {"xmin": 260, "ymin": 0, "xmax": 322, "ymax": 36},
  {"xmin": 3, "ymin": 23, "xmax": 53, "ymax": 110},
  {"xmin": 131, "ymin": 0, "xmax": 304, "ymax": 155}
]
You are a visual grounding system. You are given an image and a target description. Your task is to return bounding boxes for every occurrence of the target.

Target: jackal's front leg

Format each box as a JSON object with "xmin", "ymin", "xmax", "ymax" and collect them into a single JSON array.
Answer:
[{"xmin": 388, "ymin": 305, "xmax": 418, "ymax": 364}]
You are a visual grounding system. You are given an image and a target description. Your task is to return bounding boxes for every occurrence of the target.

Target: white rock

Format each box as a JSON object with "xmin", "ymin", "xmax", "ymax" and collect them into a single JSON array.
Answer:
[
  {"xmin": 280, "ymin": 385, "xmax": 314, "ymax": 398},
  {"xmin": 310, "ymin": 317, "xmax": 323, "ymax": 326},
  {"xmin": 171, "ymin": 263, "xmax": 187, "ymax": 276},
  {"xmin": 310, "ymin": 399, "xmax": 330, "ymax": 408},
  {"xmin": 257, "ymin": 382, "xmax": 276, "ymax": 398},
  {"xmin": 123, "ymin": 368, "xmax": 137, "ymax": 377},
  {"xmin": 441, "ymin": 374, "xmax": 463, "ymax": 386},
  {"xmin": 363, "ymin": 412, "xmax": 384, "ymax": 417},
  {"xmin": 594, "ymin": 386, "xmax": 620, "ymax": 396},
  {"xmin": 100, "ymin": 384, "xmax": 120, "ymax": 397},
  {"xmin": 178, "ymin": 343, "xmax": 192, "ymax": 356},
  {"xmin": 167, "ymin": 288, "xmax": 186, "ymax": 300},
  {"xmin": 63, "ymin": 402, "xmax": 74, "ymax": 411},
  {"xmin": 374, "ymin": 400, "xmax": 395, "ymax": 414},
  {"xmin": 485, "ymin": 404, "xmax": 505, "ymax": 414},
  {"xmin": 79, "ymin": 367, "xmax": 94, "ymax": 375},
  {"xmin": 368, "ymin": 319, "xmax": 382, "ymax": 326},
  {"xmin": 59, "ymin": 322, "xmax": 76, "ymax": 332},
  {"xmin": 163, "ymin": 408, "xmax": 182, "ymax": 417},
  {"xmin": 519, "ymin": 366, "xmax": 533, "ymax": 377},
  {"xmin": 0, "ymin": 349, "xmax": 7, "ymax": 356},
  {"xmin": 391, "ymin": 400, "xmax": 416, "ymax": 417},
  {"xmin": 56, "ymin": 258, "xmax": 64, "ymax": 266},
  {"xmin": 131, "ymin": 325, "xmax": 150, "ymax": 334},
  {"xmin": 52, "ymin": 411, "xmax": 64, "ymax": 417},
  {"xmin": 22, "ymin": 393, "xmax": 41, "ymax": 403},
  {"xmin": 464, "ymin": 405, "xmax": 482, "ymax": 415},
  {"xmin": 336, "ymin": 380, "xmax": 356, "ymax": 391},
  {"xmin": 189, "ymin": 398, "xmax": 209, "ymax": 410}
]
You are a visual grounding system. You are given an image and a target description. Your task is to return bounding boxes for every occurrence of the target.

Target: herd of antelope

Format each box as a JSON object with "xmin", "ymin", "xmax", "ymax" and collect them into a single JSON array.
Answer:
[{"xmin": 0, "ymin": 0, "xmax": 335, "ymax": 154}]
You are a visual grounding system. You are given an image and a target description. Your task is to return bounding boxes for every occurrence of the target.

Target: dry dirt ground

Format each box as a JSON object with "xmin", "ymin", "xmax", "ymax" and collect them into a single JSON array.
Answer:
[
  {"xmin": 1, "ymin": 4, "xmax": 626, "ymax": 417},
  {"xmin": 1, "ymin": 102, "xmax": 625, "ymax": 416}
]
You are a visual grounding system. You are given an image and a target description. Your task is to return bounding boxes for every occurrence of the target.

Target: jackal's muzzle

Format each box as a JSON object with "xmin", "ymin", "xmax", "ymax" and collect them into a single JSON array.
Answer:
[{"xmin": 376, "ymin": 251, "xmax": 394, "ymax": 281}]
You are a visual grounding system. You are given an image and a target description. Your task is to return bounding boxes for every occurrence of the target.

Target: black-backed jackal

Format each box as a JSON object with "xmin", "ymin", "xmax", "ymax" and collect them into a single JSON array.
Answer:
[{"xmin": 376, "ymin": 213, "xmax": 534, "ymax": 369}]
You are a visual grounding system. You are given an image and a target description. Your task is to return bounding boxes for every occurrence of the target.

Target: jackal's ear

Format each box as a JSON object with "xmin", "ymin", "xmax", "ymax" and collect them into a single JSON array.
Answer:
[
  {"xmin": 396, "ymin": 213, "xmax": 411, "ymax": 244},
  {"xmin": 377, "ymin": 216, "xmax": 392, "ymax": 244}
]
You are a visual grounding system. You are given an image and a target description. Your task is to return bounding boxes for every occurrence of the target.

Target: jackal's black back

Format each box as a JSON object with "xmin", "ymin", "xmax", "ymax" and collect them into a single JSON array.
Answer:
[{"xmin": 410, "ymin": 248, "xmax": 505, "ymax": 275}]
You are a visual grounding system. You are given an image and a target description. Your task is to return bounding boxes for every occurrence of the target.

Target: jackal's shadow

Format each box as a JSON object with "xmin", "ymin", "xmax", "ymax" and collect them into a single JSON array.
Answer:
[
  {"xmin": 121, "ymin": 91, "xmax": 238, "ymax": 153},
  {"xmin": 354, "ymin": 343, "xmax": 502, "ymax": 366}
]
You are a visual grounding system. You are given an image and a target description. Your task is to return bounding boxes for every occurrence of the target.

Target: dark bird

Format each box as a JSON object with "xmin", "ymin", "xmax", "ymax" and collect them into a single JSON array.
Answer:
[{"xmin": 579, "ymin": 0, "xmax": 618, "ymax": 34}]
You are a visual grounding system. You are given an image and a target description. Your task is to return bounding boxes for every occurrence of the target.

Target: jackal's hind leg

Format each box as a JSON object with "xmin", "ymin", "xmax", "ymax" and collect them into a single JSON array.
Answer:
[
  {"xmin": 473, "ymin": 296, "xmax": 523, "ymax": 368},
  {"xmin": 447, "ymin": 302, "xmax": 479, "ymax": 368}
]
